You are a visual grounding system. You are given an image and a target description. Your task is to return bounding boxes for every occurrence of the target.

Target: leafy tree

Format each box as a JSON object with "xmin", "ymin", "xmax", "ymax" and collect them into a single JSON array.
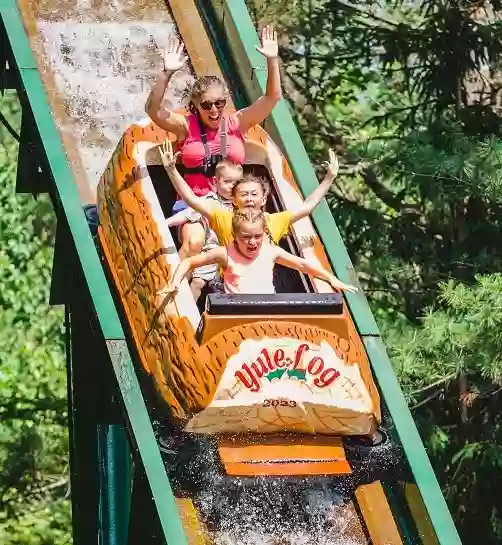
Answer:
[
  {"xmin": 2, "ymin": 1, "xmax": 502, "ymax": 543},
  {"xmin": 387, "ymin": 274, "xmax": 502, "ymax": 544},
  {"xmin": 0, "ymin": 91, "xmax": 70, "ymax": 544},
  {"xmin": 248, "ymin": 0, "xmax": 502, "ymax": 319}
]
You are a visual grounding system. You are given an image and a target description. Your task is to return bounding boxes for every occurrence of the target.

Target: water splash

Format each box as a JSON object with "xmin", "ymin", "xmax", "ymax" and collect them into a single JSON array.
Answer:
[
  {"xmin": 158, "ymin": 430, "xmax": 372, "ymax": 545},
  {"xmin": 37, "ymin": 20, "xmax": 191, "ymax": 187},
  {"xmin": 194, "ymin": 477, "xmax": 365, "ymax": 545}
]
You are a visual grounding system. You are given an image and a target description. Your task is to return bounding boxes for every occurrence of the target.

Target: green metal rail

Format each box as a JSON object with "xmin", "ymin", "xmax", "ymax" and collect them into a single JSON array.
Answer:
[{"xmin": 196, "ymin": 1, "xmax": 462, "ymax": 544}]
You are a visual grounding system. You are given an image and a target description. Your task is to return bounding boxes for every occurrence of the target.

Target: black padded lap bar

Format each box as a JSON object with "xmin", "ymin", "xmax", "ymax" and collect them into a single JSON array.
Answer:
[{"xmin": 206, "ymin": 293, "xmax": 344, "ymax": 316}]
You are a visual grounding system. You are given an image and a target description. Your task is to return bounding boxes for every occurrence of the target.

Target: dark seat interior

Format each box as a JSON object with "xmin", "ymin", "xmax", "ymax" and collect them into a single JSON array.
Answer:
[
  {"xmin": 206, "ymin": 293, "xmax": 343, "ymax": 315},
  {"xmin": 147, "ymin": 162, "xmax": 316, "ymax": 305},
  {"xmin": 149, "ymin": 165, "xmax": 179, "ymax": 220}
]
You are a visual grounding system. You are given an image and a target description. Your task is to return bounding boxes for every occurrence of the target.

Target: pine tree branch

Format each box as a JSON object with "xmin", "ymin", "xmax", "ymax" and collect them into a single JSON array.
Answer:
[
  {"xmin": 282, "ymin": 47, "xmax": 361, "ymax": 63},
  {"xmin": 409, "ymin": 373, "xmax": 458, "ymax": 396},
  {"xmin": 410, "ymin": 389, "xmax": 442, "ymax": 410},
  {"xmin": 360, "ymin": 166, "xmax": 404, "ymax": 211},
  {"xmin": 330, "ymin": 0, "xmax": 402, "ymax": 29},
  {"xmin": 284, "ymin": 69, "xmax": 309, "ymax": 99},
  {"xmin": 359, "ymin": 101, "xmax": 435, "ymax": 129}
]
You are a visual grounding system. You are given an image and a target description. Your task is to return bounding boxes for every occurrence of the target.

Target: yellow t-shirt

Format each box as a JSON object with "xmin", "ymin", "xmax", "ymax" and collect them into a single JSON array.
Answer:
[{"xmin": 208, "ymin": 209, "xmax": 293, "ymax": 245}]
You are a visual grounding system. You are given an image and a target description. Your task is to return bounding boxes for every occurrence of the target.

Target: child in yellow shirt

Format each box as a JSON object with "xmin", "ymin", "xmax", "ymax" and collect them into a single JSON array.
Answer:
[{"xmin": 160, "ymin": 140, "xmax": 339, "ymax": 246}]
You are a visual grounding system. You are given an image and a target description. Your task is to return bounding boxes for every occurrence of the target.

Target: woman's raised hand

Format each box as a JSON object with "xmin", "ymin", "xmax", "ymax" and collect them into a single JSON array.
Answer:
[
  {"xmin": 324, "ymin": 148, "xmax": 340, "ymax": 181},
  {"xmin": 159, "ymin": 139, "xmax": 180, "ymax": 170},
  {"xmin": 163, "ymin": 36, "xmax": 188, "ymax": 72},
  {"xmin": 256, "ymin": 25, "xmax": 279, "ymax": 59}
]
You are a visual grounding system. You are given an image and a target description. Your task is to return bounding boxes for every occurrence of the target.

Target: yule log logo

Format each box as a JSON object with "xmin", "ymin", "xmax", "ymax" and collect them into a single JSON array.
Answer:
[{"xmin": 232, "ymin": 338, "xmax": 349, "ymax": 393}]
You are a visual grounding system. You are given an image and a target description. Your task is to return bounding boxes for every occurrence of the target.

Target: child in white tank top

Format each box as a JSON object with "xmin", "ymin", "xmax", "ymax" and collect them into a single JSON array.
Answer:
[{"xmin": 164, "ymin": 209, "xmax": 358, "ymax": 296}]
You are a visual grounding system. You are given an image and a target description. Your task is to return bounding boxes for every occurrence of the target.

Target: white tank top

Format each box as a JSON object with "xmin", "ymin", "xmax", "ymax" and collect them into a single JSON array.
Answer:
[{"xmin": 223, "ymin": 241, "xmax": 276, "ymax": 294}]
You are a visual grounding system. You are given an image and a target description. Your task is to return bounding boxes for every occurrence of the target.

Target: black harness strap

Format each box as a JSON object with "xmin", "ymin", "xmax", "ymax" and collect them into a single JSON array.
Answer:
[
  {"xmin": 220, "ymin": 117, "xmax": 227, "ymax": 160},
  {"xmin": 197, "ymin": 113, "xmax": 211, "ymax": 171}
]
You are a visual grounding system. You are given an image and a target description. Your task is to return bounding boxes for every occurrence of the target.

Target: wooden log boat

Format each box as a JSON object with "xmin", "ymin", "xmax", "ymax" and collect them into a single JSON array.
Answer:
[{"xmin": 96, "ymin": 115, "xmax": 383, "ymax": 476}]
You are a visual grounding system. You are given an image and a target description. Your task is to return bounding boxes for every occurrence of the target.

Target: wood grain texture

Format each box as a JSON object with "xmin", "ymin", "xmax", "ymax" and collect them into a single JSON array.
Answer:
[
  {"xmin": 402, "ymin": 483, "xmax": 441, "ymax": 545},
  {"xmin": 175, "ymin": 498, "xmax": 210, "ymax": 545}
]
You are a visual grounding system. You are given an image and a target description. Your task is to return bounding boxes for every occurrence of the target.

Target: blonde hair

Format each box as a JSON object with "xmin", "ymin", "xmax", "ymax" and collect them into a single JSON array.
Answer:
[
  {"xmin": 215, "ymin": 160, "xmax": 243, "ymax": 180},
  {"xmin": 231, "ymin": 173, "xmax": 270, "ymax": 198},
  {"xmin": 231, "ymin": 209, "xmax": 272, "ymax": 242}
]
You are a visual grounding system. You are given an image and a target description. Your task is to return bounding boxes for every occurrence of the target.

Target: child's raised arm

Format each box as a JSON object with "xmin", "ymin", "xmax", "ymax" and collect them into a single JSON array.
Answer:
[
  {"xmin": 162, "ymin": 247, "xmax": 227, "ymax": 295},
  {"xmin": 274, "ymin": 247, "xmax": 358, "ymax": 293},
  {"xmin": 289, "ymin": 149, "xmax": 339, "ymax": 224},
  {"xmin": 159, "ymin": 140, "xmax": 216, "ymax": 218}
]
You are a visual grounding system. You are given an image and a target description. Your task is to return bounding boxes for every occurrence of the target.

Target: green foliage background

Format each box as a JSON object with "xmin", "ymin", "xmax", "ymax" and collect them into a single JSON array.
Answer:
[
  {"xmin": 3, "ymin": 0, "xmax": 502, "ymax": 543},
  {"xmin": 0, "ymin": 91, "xmax": 71, "ymax": 544}
]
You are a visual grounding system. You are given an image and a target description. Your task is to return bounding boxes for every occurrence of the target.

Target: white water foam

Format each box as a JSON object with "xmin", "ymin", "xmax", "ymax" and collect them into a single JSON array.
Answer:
[
  {"xmin": 37, "ymin": 20, "xmax": 192, "ymax": 187},
  {"xmin": 194, "ymin": 478, "xmax": 365, "ymax": 545}
]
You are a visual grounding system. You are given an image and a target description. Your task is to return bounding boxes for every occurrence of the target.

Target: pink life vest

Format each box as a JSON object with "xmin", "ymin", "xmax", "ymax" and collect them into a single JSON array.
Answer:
[{"xmin": 177, "ymin": 113, "xmax": 245, "ymax": 197}]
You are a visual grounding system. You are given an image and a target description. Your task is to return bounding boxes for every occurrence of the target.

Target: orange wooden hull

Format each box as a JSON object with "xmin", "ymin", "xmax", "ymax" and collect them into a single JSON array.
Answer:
[{"xmin": 96, "ymin": 117, "xmax": 381, "ymax": 434}]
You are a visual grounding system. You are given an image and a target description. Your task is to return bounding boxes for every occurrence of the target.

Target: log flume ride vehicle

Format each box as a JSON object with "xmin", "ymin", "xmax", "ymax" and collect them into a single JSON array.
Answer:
[{"xmin": 95, "ymin": 85, "xmax": 424, "ymax": 545}]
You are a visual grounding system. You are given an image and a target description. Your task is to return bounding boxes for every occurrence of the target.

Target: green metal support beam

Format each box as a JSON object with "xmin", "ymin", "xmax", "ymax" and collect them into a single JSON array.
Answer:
[
  {"xmin": 65, "ymin": 304, "xmax": 102, "ymax": 545},
  {"xmin": 196, "ymin": 1, "xmax": 462, "ymax": 544},
  {"xmin": 98, "ymin": 424, "xmax": 133, "ymax": 545},
  {"xmin": 0, "ymin": 3, "xmax": 188, "ymax": 544}
]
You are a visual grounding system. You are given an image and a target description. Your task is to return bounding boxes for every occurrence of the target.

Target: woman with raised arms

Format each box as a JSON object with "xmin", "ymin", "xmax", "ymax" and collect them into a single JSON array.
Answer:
[{"xmin": 146, "ymin": 26, "xmax": 281, "ymax": 255}]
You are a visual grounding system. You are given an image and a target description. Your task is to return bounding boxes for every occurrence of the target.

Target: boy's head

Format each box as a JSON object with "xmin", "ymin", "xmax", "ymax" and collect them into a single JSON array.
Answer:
[
  {"xmin": 231, "ymin": 173, "xmax": 269, "ymax": 210},
  {"xmin": 214, "ymin": 160, "xmax": 243, "ymax": 200}
]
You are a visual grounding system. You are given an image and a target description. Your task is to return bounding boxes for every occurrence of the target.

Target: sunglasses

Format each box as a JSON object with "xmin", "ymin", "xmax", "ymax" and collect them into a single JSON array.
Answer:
[{"xmin": 199, "ymin": 98, "xmax": 227, "ymax": 111}]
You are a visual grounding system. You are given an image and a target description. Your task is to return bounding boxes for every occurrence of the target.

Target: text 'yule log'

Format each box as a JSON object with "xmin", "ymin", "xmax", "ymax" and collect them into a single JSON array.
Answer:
[{"xmin": 235, "ymin": 344, "xmax": 341, "ymax": 393}]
